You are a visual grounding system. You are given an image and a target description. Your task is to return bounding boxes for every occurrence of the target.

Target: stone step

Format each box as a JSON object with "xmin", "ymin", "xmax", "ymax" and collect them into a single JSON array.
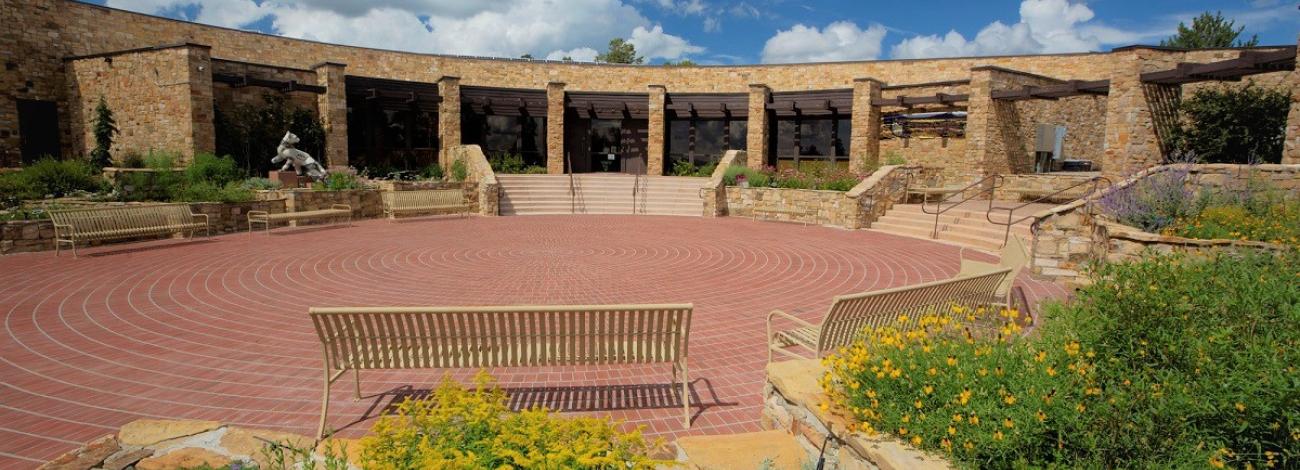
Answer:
[
  {"xmin": 874, "ymin": 215, "xmax": 1031, "ymax": 239},
  {"xmin": 676, "ymin": 430, "xmax": 807, "ymax": 470}
]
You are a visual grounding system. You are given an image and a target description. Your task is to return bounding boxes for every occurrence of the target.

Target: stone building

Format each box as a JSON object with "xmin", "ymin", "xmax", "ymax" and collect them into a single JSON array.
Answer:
[{"xmin": 2, "ymin": 0, "xmax": 1298, "ymax": 181}]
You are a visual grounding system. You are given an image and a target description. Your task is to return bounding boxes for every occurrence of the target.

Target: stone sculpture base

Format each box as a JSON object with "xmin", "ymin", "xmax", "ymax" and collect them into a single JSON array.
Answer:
[{"xmin": 269, "ymin": 171, "xmax": 301, "ymax": 188}]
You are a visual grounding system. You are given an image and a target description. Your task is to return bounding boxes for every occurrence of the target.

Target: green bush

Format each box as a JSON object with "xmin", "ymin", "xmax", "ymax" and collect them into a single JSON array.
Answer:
[
  {"xmin": 671, "ymin": 160, "xmax": 698, "ymax": 177},
  {"xmin": 824, "ymin": 251, "xmax": 1300, "ymax": 468},
  {"xmin": 183, "ymin": 153, "xmax": 244, "ymax": 187},
  {"xmin": 170, "ymin": 181, "xmax": 254, "ymax": 203},
  {"xmin": 239, "ymin": 177, "xmax": 282, "ymax": 191},
  {"xmin": 360, "ymin": 373, "xmax": 665, "ymax": 469},
  {"xmin": 114, "ymin": 152, "xmax": 182, "ymax": 202},
  {"xmin": 883, "ymin": 150, "xmax": 907, "ymax": 166},
  {"xmin": 0, "ymin": 171, "xmax": 38, "ymax": 206},
  {"xmin": 312, "ymin": 172, "xmax": 363, "ymax": 191},
  {"xmin": 450, "ymin": 159, "xmax": 469, "ymax": 182},
  {"xmin": 1165, "ymin": 83, "xmax": 1289, "ymax": 164},
  {"xmin": 120, "ymin": 152, "xmax": 146, "ymax": 169},
  {"xmin": 722, "ymin": 165, "xmax": 769, "ymax": 187},
  {"xmin": 419, "ymin": 163, "xmax": 444, "ymax": 180},
  {"xmin": 696, "ymin": 162, "xmax": 718, "ymax": 177},
  {"xmin": 1167, "ymin": 199, "xmax": 1299, "ymax": 245},
  {"xmin": 9, "ymin": 158, "xmax": 106, "ymax": 199}
]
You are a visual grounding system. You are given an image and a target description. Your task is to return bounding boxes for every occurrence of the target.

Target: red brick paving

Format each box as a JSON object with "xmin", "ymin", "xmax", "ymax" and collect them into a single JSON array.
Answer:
[{"xmin": 0, "ymin": 215, "xmax": 1068, "ymax": 467}]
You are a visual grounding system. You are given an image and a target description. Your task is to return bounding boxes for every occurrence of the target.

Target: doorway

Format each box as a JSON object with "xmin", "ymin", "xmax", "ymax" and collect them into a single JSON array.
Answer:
[
  {"xmin": 567, "ymin": 116, "xmax": 647, "ymax": 173},
  {"xmin": 17, "ymin": 99, "xmax": 61, "ymax": 163}
]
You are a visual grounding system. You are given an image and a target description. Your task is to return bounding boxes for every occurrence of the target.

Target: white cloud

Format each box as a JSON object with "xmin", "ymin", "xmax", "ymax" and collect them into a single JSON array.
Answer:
[
  {"xmin": 545, "ymin": 47, "xmax": 599, "ymax": 62},
  {"xmin": 891, "ymin": 0, "xmax": 1165, "ymax": 59},
  {"xmin": 649, "ymin": 0, "xmax": 707, "ymax": 15},
  {"xmin": 105, "ymin": 0, "xmax": 701, "ymax": 62},
  {"xmin": 760, "ymin": 21, "xmax": 886, "ymax": 63},
  {"xmin": 703, "ymin": 16, "xmax": 720, "ymax": 33},
  {"xmin": 628, "ymin": 25, "xmax": 704, "ymax": 60}
]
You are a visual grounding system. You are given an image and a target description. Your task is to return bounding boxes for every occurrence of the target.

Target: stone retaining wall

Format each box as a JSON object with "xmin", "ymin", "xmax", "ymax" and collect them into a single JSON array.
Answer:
[
  {"xmin": 762, "ymin": 359, "xmax": 951, "ymax": 470},
  {"xmin": 993, "ymin": 173, "xmax": 1102, "ymax": 202},
  {"xmin": 725, "ymin": 187, "xmax": 860, "ymax": 228},
  {"xmin": 1031, "ymin": 163, "xmax": 1300, "ymax": 285},
  {"xmin": 371, "ymin": 180, "xmax": 483, "ymax": 214},
  {"xmin": 255, "ymin": 189, "xmax": 385, "ymax": 219}
]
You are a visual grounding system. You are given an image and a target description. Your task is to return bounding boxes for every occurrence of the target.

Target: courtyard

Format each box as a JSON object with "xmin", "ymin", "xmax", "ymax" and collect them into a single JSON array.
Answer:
[{"xmin": 0, "ymin": 215, "xmax": 1065, "ymax": 466}]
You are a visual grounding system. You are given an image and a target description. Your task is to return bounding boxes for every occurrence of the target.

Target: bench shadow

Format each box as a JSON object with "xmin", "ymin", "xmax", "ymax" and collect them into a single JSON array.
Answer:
[
  {"xmin": 390, "ymin": 214, "xmax": 473, "ymax": 224},
  {"xmin": 334, "ymin": 378, "xmax": 734, "ymax": 434},
  {"xmin": 82, "ymin": 238, "xmax": 220, "ymax": 257},
  {"xmin": 259, "ymin": 224, "xmax": 352, "ymax": 237}
]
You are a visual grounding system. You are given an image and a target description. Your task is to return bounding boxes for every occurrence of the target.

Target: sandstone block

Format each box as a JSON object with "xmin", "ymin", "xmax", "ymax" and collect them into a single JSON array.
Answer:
[
  {"xmin": 118, "ymin": 419, "xmax": 222, "ymax": 447},
  {"xmin": 135, "ymin": 448, "xmax": 230, "ymax": 470},
  {"xmin": 37, "ymin": 434, "xmax": 118, "ymax": 470}
]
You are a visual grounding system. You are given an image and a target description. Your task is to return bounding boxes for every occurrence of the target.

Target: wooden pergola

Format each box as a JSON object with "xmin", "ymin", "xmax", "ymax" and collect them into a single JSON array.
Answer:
[
  {"xmin": 872, "ymin": 93, "xmax": 969, "ymax": 107},
  {"xmin": 665, "ymin": 93, "xmax": 749, "ymax": 118},
  {"xmin": 212, "ymin": 74, "xmax": 326, "ymax": 94},
  {"xmin": 990, "ymin": 79, "xmax": 1110, "ymax": 101},
  {"xmin": 344, "ymin": 75, "xmax": 442, "ymax": 110},
  {"xmin": 461, "ymin": 86, "xmax": 546, "ymax": 116},
  {"xmin": 1141, "ymin": 46, "xmax": 1297, "ymax": 85},
  {"xmin": 566, "ymin": 92, "xmax": 649, "ymax": 119},
  {"xmin": 767, "ymin": 89, "xmax": 852, "ymax": 116}
]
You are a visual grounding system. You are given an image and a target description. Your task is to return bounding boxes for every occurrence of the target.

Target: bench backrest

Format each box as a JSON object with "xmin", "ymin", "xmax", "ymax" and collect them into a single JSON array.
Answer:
[
  {"xmin": 384, "ymin": 189, "xmax": 465, "ymax": 208},
  {"xmin": 309, "ymin": 304, "xmax": 693, "ymax": 371},
  {"xmin": 50, "ymin": 204, "xmax": 195, "ymax": 234},
  {"xmin": 815, "ymin": 268, "xmax": 1012, "ymax": 354}
]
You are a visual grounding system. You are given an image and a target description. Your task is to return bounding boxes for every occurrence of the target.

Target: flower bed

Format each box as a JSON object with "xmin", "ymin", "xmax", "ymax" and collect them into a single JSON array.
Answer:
[{"xmin": 821, "ymin": 252, "xmax": 1300, "ymax": 468}]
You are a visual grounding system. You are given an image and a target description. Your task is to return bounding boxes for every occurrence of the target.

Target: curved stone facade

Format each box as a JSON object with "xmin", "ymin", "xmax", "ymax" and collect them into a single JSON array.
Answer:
[{"xmin": 2, "ymin": 0, "xmax": 1297, "ymax": 174}]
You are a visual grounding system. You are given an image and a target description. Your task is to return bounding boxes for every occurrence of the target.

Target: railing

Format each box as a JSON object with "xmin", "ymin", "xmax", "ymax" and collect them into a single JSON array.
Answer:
[
  {"xmin": 567, "ymin": 152, "xmax": 575, "ymax": 214},
  {"xmin": 985, "ymin": 176, "xmax": 1111, "ymax": 247},
  {"xmin": 919, "ymin": 175, "xmax": 1004, "ymax": 239},
  {"xmin": 632, "ymin": 169, "xmax": 648, "ymax": 214}
]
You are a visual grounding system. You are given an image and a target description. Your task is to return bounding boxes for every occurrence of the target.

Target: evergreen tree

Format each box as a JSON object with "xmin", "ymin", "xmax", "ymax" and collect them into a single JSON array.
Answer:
[
  {"xmin": 663, "ymin": 59, "xmax": 697, "ymax": 67},
  {"xmin": 596, "ymin": 38, "xmax": 644, "ymax": 64},
  {"xmin": 1160, "ymin": 11, "xmax": 1259, "ymax": 48},
  {"xmin": 89, "ymin": 96, "xmax": 117, "ymax": 169}
]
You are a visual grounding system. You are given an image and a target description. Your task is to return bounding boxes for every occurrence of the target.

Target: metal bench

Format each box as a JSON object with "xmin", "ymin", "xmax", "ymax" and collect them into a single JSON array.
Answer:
[
  {"xmin": 957, "ymin": 235, "xmax": 1030, "ymax": 309},
  {"xmin": 751, "ymin": 206, "xmax": 817, "ymax": 226},
  {"xmin": 308, "ymin": 303, "xmax": 694, "ymax": 438},
  {"xmin": 766, "ymin": 268, "xmax": 1012, "ymax": 362},
  {"xmin": 247, "ymin": 204, "xmax": 351, "ymax": 235},
  {"xmin": 383, "ymin": 189, "xmax": 470, "ymax": 220},
  {"xmin": 49, "ymin": 204, "xmax": 209, "ymax": 257}
]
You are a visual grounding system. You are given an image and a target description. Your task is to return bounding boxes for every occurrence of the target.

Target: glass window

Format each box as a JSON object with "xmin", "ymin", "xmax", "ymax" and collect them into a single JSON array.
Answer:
[
  {"xmin": 728, "ymin": 120, "xmax": 748, "ymax": 150},
  {"xmin": 668, "ymin": 120, "xmax": 690, "ymax": 162},
  {"xmin": 693, "ymin": 120, "xmax": 725, "ymax": 164},
  {"xmin": 835, "ymin": 118, "xmax": 851, "ymax": 157},
  {"xmin": 461, "ymin": 112, "xmax": 548, "ymax": 167},
  {"xmin": 774, "ymin": 115, "xmax": 851, "ymax": 161},
  {"xmin": 799, "ymin": 119, "xmax": 832, "ymax": 156}
]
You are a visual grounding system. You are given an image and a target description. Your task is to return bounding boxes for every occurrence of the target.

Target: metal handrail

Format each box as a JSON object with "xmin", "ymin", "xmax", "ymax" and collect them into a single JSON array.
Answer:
[
  {"xmin": 919, "ymin": 174, "xmax": 1004, "ymax": 239},
  {"xmin": 985, "ymin": 175, "xmax": 1112, "ymax": 247},
  {"xmin": 566, "ymin": 152, "xmax": 577, "ymax": 214}
]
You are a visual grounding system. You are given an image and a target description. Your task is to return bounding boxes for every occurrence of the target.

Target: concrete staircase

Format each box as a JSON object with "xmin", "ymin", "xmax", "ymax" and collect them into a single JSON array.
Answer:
[
  {"xmin": 869, "ymin": 201, "xmax": 1055, "ymax": 252},
  {"xmin": 497, "ymin": 174, "xmax": 705, "ymax": 216}
]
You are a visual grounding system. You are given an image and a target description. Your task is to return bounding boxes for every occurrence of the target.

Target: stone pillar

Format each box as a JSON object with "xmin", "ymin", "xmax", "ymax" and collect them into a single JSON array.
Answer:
[
  {"xmin": 437, "ymin": 76, "xmax": 461, "ymax": 169},
  {"xmin": 964, "ymin": 68, "xmax": 999, "ymax": 179},
  {"xmin": 747, "ymin": 84, "xmax": 771, "ymax": 170},
  {"xmin": 546, "ymin": 81, "xmax": 566, "ymax": 174},
  {"xmin": 850, "ymin": 78, "xmax": 883, "ymax": 174},
  {"xmin": 312, "ymin": 62, "xmax": 348, "ymax": 169},
  {"xmin": 647, "ymin": 85, "xmax": 667, "ymax": 176},
  {"xmin": 1284, "ymin": 35, "xmax": 1300, "ymax": 165},
  {"xmin": 1101, "ymin": 48, "xmax": 1182, "ymax": 179},
  {"xmin": 182, "ymin": 44, "xmax": 215, "ymax": 160}
]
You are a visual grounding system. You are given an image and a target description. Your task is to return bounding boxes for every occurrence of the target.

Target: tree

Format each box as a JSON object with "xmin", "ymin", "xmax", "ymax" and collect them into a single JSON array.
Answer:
[
  {"xmin": 596, "ymin": 38, "xmax": 644, "ymax": 64},
  {"xmin": 663, "ymin": 59, "xmax": 697, "ymax": 67},
  {"xmin": 1160, "ymin": 11, "xmax": 1258, "ymax": 48},
  {"xmin": 561, "ymin": 56, "xmax": 574, "ymax": 61},
  {"xmin": 1164, "ymin": 83, "xmax": 1289, "ymax": 164},
  {"xmin": 519, "ymin": 53, "xmax": 533, "ymax": 59},
  {"xmin": 89, "ymin": 96, "xmax": 118, "ymax": 169}
]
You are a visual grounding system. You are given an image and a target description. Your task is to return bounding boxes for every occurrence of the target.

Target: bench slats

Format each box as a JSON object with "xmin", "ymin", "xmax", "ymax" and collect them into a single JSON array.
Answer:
[
  {"xmin": 49, "ymin": 204, "xmax": 209, "ymax": 256},
  {"xmin": 383, "ymin": 189, "xmax": 470, "ymax": 219}
]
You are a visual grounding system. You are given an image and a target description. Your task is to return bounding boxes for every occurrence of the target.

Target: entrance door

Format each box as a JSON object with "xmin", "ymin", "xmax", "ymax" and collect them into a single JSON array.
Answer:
[
  {"xmin": 565, "ymin": 114, "xmax": 592, "ymax": 173},
  {"xmin": 620, "ymin": 119, "xmax": 648, "ymax": 174},
  {"xmin": 17, "ymin": 100, "xmax": 61, "ymax": 163}
]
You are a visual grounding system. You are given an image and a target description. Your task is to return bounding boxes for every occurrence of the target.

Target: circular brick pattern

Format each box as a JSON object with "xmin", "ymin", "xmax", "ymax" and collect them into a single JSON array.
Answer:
[{"xmin": 0, "ymin": 215, "xmax": 1067, "ymax": 467}]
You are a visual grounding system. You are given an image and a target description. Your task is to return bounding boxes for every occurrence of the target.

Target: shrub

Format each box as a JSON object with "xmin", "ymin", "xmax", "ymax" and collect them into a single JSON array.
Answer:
[
  {"xmin": 239, "ymin": 177, "xmax": 282, "ymax": 191},
  {"xmin": 1166, "ymin": 198, "xmax": 1299, "ymax": 245},
  {"xmin": 0, "ymin": 171, "xmax": 39, "ymax": 206},
  {"xmin": 120, "ymin": 152, "xmax": 146, "ymax": 169},
  {"xmin": 170, "ymin": 181, "xmax": 254, "ymax": 203},
  {"xmin": 114, "ymin": 152, "xmax": 183, "ymax": 202},
  {"xmin": 1165, "ymin": 83, "xmax": 1289, "ymax": 164},
  {"xmin": 522, "ymin": 165, "xmax": 548, "ymax": 174},
  {"xmin": 89, "ymin": 96, "xmax": 118, "ymax": 170},
  {"xmin": 184, "ymin": 153, "xmax": 244, "ymax": 187},
  {"xmin": 884, "ymin": 151, "xmax": 907, "ymax": 166},
  {"xmin": 450, "ymin": 159, "xmax": 469, "ymax": 182},
  {"xmin": 488, "ymin": 152, "xmax": 526, "ymax": 174},
  {"xmin": 696, "ymin": 162, "xmax": 718, "ymax": 177},
  {"xmin": 1098, "ymin": 166, "xmax": 1202, "ymax": 232},
  {"xmin": 12, "ymin": 157, "xmax": 106, "ymax": 199},
  {"xmin": 312, "ymin": 172, "xmax": 363, "ymax": 191},
  {"xmin": 419, "ymin": 163, "xmax": 444, "ymax": 180},
  {"xmin": 359, "ymin": 373, "xmax": 665, "ymax": 469},
  {"xmin": 722, "ymin": 165, "xmax": 769, "ymax": 187},
  {"xmin": 824, "ymin": 251, "xmax": 1300, "ymax": 468},
  {"xmin": 671, "ymin": 160, "xmax": 698, "ymax": 177},
  {"xmin": 214, "ymin": 93, "xmax": 326, "ymax": 176}
]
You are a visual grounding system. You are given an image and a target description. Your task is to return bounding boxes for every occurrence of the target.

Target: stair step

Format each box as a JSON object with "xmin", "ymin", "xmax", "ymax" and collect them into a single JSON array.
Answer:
[{"xmin": 676, "ymin": 430, "xmax": 806, "ymax": 470}]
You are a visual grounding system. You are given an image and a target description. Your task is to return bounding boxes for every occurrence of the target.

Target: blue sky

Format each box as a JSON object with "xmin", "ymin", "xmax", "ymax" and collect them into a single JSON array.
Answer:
[{"xmin": 90, "ymin": 0, "xmax": 1300, "ymax": 64}]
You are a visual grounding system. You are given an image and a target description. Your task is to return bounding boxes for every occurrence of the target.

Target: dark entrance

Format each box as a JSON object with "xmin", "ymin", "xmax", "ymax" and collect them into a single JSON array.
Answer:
[
  {"xmin": 564, "ymin": 92, "xmax": 649, "ymax": 174},
  {"xmin": 344, "ymin": 76, "xmax": 442, "ymax": 176},
  {"xmin": 17, "ymin": 99, "xmax": 61, "ymax": 163}
]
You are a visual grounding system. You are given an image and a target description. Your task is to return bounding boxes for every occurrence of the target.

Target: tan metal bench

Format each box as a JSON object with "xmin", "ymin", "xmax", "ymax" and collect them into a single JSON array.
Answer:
[
  {"xmin": 958, "ymin": 235, "xmax": 1030, "ymax": 309},
  {"xmin": 49, "ymin": 204, "xmax": 210, "ymax": 257},
  {"xmin": 383, "ymin": 189, "xmax": 470, "ymax": 219},
  {"xmin": 247, "ymin": 204, "xmax": 351, "ymax": 235},
  {"xmin": 309, "ymin": 303, "xmax": 694, "ymax": 438},
  {"xmin": 766, "ymin": 268, "xmax": 1012, "ymax": 362},
  {"xmin": 751, "ymin": 206, "xmax": 817, "ymax": 226}
]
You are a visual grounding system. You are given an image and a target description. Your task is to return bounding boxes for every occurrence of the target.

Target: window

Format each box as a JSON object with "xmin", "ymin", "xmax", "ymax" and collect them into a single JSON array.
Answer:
[
  {"xmin": 773, "ymin": 115, "xmax": 851, "ymax": 169},
  {"xmin": 666, "ymin": 118, "xmax": 748, "ymax": 169},
  {"xmin": 461, "ymin": 112, "xmax": 547, "ymax": 167}
]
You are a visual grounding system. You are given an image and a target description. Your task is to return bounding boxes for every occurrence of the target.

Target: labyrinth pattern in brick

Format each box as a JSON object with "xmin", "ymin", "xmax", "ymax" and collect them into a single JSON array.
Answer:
[{"xmin": 0, "ymin": 215, "xmax": 1068, "ymax": 467}]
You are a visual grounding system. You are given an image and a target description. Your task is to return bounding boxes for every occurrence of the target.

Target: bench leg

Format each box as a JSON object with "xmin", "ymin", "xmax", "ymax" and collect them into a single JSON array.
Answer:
[
  {"xmin": 318, "ymin": 366, "xmax": 333, "ymax": 439},
  {"xmin": 353, "ymin": 368, "xmax": 361, "ymax": 400},
  {"xmin": 678, "ymin": 361, "xmax": 690, "ymax": 428}
]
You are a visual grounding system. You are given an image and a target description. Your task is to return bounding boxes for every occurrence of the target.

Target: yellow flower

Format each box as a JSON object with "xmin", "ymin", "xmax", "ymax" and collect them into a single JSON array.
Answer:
[
  {"xmin": 947, "ymin": 426, "xmax": 957, "ymax": 436},
  {"xmin": 1034, "ymin": 351, "xmax": 1048, "ymax": 362},
  {"xmin": 958, "ymin": 389, "xmax": 972, "ymax": 405},
  {"xmin": 1036, "ymin": 410, "xmax": 1047, "ymax": 422},
  {"xmin": 1235, "ymin": 402, "xmax": 1246, "ymax": 412},
  {"xmin": 1003, "ymin": 395, "xmax": 1017, "ymax": 406},
  {"xmin": 968, "ymin": 415, "xmax": 980, "ymax": 426},
  {"xmin": 897, "ymin": 427, "xmax": 909, "ymax": 436},
  {"xmin": 951, "ymin": 413, "xmax": 963, "ymax": 423},
  {"xmin": 993, "ymin": 431, "xmax": 1004, "ymax": 441},
  {"xmin": 1045, "ymin": 366, "xmax": 1057, "ymax": 376},
  {"xmin": 914, "ymin": 400, "xmax": 924, "ymax": 410},
  {"xmin": 1003, "ymin": 418, "xmax": 1015, "ymax": 429},
  {"xmin": 946, "ymin": 356, "xmax": 958, "ymax": 367},
  {"xmin": 911, "ymin": 436, "xmax": 922, "ymax": 446},
  {"xmin": 922, "ymin": 385, "xmax": 934, "ymax": 395},
  {"xmin": 1076, "ymin": 402, "xmax": 1087, "ymax": 413}
]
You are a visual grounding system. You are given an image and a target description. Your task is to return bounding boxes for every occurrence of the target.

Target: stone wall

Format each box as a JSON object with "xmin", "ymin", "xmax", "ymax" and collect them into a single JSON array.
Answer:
[
  {"xmin": 993, "ymin": 173, "xmax": 1103, "ymax": 202},
  {"xmin": 849, "ymin": 165, "xmax": 920, "ymax": 229},
  {"xmin": 725, "ymin": 187, "xmax": 861, "ymax": 228},
  {"xmin": 443, "ymin": 145, "xmax": 500, "ymax": 215},
  {"xmin": 64, "ymin": 44, "xmax": 215, "ymax": 163},
  {"xmin": 881, "ymin": 137, "xmax": 967, "ymax": 181},
  {"xmin": 702, "ymin": 150, "xmax": 746, "ymax": 217},
  {"xmin": 256, "ymin": 189, "xmax": 384, "ymax": 219},
  {"xmin": 210, "ymin": 58, "xmax": 318, "ymax": 114},
  {"xmin": 0, "ymin": 200, "xmax": 286, "ymax": 255},
  {"xmin": 372, "ymin": 180, "xmax": 483, "ymax": 214},
  {"xmin": 1030, "ymin": 163, "xmax": 1300, "ymax": 285},
  {"xmin": 763, "ymin": 359, "xmax": 951, "ymax": 470},
  {"xmin": 1010, "ymin": 94, "xmax": 1108, "ymax": 168}
]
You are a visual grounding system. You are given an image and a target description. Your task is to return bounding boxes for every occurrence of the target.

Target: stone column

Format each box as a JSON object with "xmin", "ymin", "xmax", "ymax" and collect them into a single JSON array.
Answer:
[
  {"xmin": 1283, "ymin": 35, "xmax": 1300, "ymax": 165},
  {"xmin": 437, "ymin": 76, "xmax": 461, "ymax": 169},
  {"xmin": 183, "ymin": 44, "xmax": 215, "ymax": 161},
  {"xmin": 546, "ymin": 81, "xmax": 566, "ymax": 174},
  {"xmin": 312, "ymin": 62, "xmax": 348, "ymax": 169},
  {"xmin": 647, "ymin": 85, "xmax": 667, "ymax": 176},
  {"xmin": 1101, "ymin": 48, "xmax": 1182, "ymax": 179},
  {"xmin": 964, "ymin": 67, "xmax": 999, "ymax": 179},
  {"xmin": 850, "ymin": 78, "xmax": 883, "ymax": 174},
  {"xmin": 746, "ymin": 84, "xmax": 770, "ymax": 170}
]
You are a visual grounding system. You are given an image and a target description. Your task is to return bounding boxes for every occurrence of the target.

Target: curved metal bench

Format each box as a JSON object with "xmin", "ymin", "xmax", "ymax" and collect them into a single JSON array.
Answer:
[
  {"xmin": 309, "ymin": 303, "xmax": 694, "ymax": 438},
  {"xmin": 247, "ymin": 204, "xmax": 351, "ymax": 235},
  {"xmin": 49, "ymin": 204, "xmax": 209, "ymax": 257},
  {"xmin": 383, "ymin": 189, "xmax": 470, "ymax": 220}
]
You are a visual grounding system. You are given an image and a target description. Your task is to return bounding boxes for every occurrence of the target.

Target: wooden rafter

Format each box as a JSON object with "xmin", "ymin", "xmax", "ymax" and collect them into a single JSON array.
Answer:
[
  {"xmin": 873, "ymin": 93, "xmax": 970, "ymax": 107},
  {"xmin": 212, "ymin": 73, "xmax": 327, "ymax": 94},
  {"xmin": 990, "ymin": 79, "xmax": 1110, "ymax": 101},
  {"xmin": 1141, "ymin": 47, "xmax": 1297, "ymax": 85}
]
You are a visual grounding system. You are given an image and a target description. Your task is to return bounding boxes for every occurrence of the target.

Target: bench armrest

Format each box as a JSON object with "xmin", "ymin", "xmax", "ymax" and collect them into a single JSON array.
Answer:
[
  {"xmin": 331, "ymin": 204, "xmax": 352, "ymax": 211},
  {"xmin": 247, "ymin": 210, "xmax": 269, "ymax": 219},
  {"xmin": 767, "ymin": 309, "xmax": 815, "ymax": 330},
  {"xmin": 193, "ymin": 213, "xmax": 210, "ymax": 224}
]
